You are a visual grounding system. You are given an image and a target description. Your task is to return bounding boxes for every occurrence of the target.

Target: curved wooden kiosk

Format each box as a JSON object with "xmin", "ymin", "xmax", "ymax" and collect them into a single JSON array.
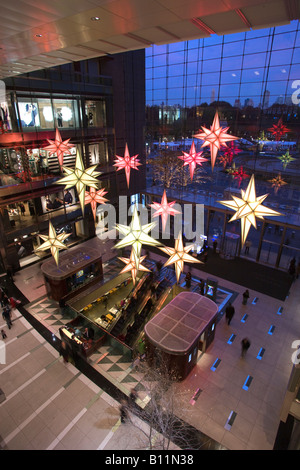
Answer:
[
  {"xmin": 144, "ymin": 292, "xmax": 218, "ymax": 381},
  {"xmin": 41, "ymin": 237, "xmax": 103, "ymax": 301}
]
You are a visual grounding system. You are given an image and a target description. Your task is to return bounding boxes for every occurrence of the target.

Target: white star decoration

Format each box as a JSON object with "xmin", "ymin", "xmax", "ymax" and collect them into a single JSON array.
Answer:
[
  {"xmin": 35, "ymin": 221, "xmax": 70, "ymax": 265},
  {"xmin": 218, "ymin": 174, "xmax": 282, "ymax": 247},
  {"xmin": 194, "ymin": 111, "xmax": 238, "ymax": 171},
  {"xmin": 56, "ymin": 150, "xmax": 101, "ymax": 214},
  {"xmin": 114, "ymin": 205, "xmax": 160, "ymax": 271},
  {"xmin": 159, "ymin": 231, "xmax": 202, "ymax": 283},
  {"xmin": 118, "ymin": 250, "xmax": 150, "ymax": 285},
  {"xmin": 150, "ymin": 190, "xmax": 181, "ymax": 232}
]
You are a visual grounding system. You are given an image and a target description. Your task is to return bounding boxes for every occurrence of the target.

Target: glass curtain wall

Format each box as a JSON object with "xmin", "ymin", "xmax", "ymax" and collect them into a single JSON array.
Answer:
[{"xmin": 145, "ymin": 20, "xmax": 300, "ymax": 269}]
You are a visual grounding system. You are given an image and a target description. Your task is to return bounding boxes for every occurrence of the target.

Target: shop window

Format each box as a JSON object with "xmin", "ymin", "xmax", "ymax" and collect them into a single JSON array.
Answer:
[
  {"xmin": 0, "ymin": 101, "xmax": 12, "ymax": 132},
  {"xmin": 0, "ymin": 147, "xmax": 25, "ymax": 186},
  {"xmin": 84, "ymin": 100, "xmax": 106, "ymax": 128},
  {"xmin": 89, "ymin": 141, "xmax": 108, "ymax": 166},
  {"xmin": 52, "ymin": 99, "xmax": 76, "ymax": 128},
  {"xmin": 17, "ymin": 99, "xmax": 40, "ymax": 129},
  {"xmin": 37, "ymin": 98, "xmax": 54, "ymax": 129}
]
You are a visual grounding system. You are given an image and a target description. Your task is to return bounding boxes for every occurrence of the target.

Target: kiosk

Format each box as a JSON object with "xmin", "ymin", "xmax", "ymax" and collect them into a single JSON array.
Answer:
[
  {"xmin": 41, "ymin": 237, "xmax": 103, "ymax": 301},
  {"xmin": 144, "ymin": 292, "xmax": 218, "ymax": 381}
]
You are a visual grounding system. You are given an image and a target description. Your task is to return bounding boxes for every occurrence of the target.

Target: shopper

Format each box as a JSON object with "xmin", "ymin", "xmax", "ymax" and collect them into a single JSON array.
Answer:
[
  {"xmin": 119, "ymin": 399, "xmax": 128, "ymax": 423},
  {"xmin": 242, "ymin": 289, "xmax": 250, "ymax": 305},
  {"xmin": 225, "ymin": 302, "xmax": 235, "ymax": 325},
  {"xmin": 1, "ymin": 329, "xmax": 7, "ymax": 339},
  {"xmin": 241, "ymin": 338, "xmax": 251, "ymax": 357},
  {"xmin": 2, "ymin": 305, "xmax": 12, "ymax": 329},
  {"xmin": 59, "ymin": 341, "xmax": 70, "ymax": 363}
]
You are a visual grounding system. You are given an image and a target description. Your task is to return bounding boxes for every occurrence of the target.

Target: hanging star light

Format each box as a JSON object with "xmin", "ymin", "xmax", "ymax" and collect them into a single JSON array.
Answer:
[
  {"xmin": 150, "ymin": 190, "xmax": 181, "ymax": 232},
  {"xmin": 277, "ymin": 149, "xmax": 296, "ymax": 169},
  {"xmin": 219, "ymin": 141, "xmax": 241, "ymax": 168},
  {"xmin": 218, "ymin": 174, "xmax": 282, "ymax": 247},
  {"xmin": 118, "ymin": 250, "xmax": 150, "ymax": 285},
  {"xmin": 159, "ymin": 231, "xmax": 202, "ymax": 283},
  {"xmin": 56, "ymin": 150, "xmax": 101, "ymax": 214},
  {"xmin": 35, "ymin": 220, "xmax": 70, "ymax": 265},
  {"xmin": 114, "ymin": 205, "xmax": 160, "ymax": 271},
  {"xmin": 84, "ymin": 187, "xmax": 108, "ymax": 221},
  {"xmin": 178, "ymin": 140, "xmax": 208, "ymax": 180},
  {"xmin": 231, "ymin": 166, "xmax": 250, "ymax": 188},
  {"xmin": 44, "ymin": 128, "xmax": 73, "ymax": 167},
  {"xmin": 194, "ymin": 111, "xmax": 238, "ymax": 171},
  {"xmin": 268, "ymin": 173, "xmax": 287, "ymax": 194},
  {"xmin": 268, "ymin": 118, "xmax": 290, "ymax": 141},
  {"xmin": 113, "ymin": 143, "xmax": 141, "ymax": 188}
]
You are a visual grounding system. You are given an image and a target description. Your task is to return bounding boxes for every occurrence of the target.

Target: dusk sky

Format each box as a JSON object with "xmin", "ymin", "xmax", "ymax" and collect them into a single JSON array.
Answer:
[{"xmin": 146, "ymin": 20, "xmax": 300, "ymax": 109}]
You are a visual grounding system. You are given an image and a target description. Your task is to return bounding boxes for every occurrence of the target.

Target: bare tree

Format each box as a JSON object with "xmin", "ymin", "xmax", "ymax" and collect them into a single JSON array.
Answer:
[
  {"xmin": 122, "ymin": 354, "xmax": 197, "ymax": 450},
  {"xmin": 147, "ymin": 149, "xmax": 210, "ymax": 189}
]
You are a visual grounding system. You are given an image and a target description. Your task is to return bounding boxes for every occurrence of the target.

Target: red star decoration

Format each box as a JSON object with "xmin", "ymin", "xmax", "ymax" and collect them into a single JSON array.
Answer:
[
  {"xmin": 44, "ymin": 128, "xmax": 73, "ymax": 167},
  {"xmin": 219, "ymin": 142, "xmax": 241, "ymax": 168},
  {"xmin": 113, "ymin": 143, "xmax": 141, "ymax": 188},
  {"xmin": 231, "ymin": 166, "xmax": 250, "ymax": 187},
  {"xmin": 194, "ymin": 112, "xmax": 238, "ymax": 171},
  {"xmin": 84, "ymin": 187, "xmax": 108, "ymax": 221},
  {"xmin": 150, "ymin": 190, "xmax": 181, "ymax": 232},
  {"xmin": 268, "ymin": 118, "xmax": 290, "ymax": 141},
  {"xmin": 178, "ymin": 140, "xmax": 208, "ymax": 180}
]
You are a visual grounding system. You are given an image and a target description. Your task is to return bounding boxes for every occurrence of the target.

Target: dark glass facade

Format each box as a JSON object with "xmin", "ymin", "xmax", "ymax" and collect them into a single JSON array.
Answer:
[{"xmin": 145, "ymin": 21, "xmax": 300, "ymax": 270}]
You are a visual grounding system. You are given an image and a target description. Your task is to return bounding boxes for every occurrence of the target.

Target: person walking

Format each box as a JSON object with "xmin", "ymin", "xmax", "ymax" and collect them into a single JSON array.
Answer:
[
  {"xmin": 225, "ymin": 302, "xmax": 235, "ymax": 325},
  {"xmin": 241, "ymin": 337, "xmax": 251, "ymax": 357},
  {"xmin": 119, "ymin": 399, "xmax": 128, "ymax": 423},
  {"xmin": 242, "ymin": 289, "xmax": 250, "ymax": 305},
  {"xmin": 2, "ymin": 305, "xmax": 12, "ymax": 329}
]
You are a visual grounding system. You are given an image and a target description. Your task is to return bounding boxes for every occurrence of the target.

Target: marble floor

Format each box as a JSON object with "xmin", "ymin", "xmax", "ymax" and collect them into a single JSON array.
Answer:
[{"xmin": 0, "ymin": 251, "xmax": 299, "ymax": 450}]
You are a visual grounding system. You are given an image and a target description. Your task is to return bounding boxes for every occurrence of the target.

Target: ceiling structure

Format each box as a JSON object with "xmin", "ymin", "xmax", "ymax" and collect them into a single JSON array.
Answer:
[{"xmin": 0, "ymin": 0, "xmax": 299, "ymax": 79}]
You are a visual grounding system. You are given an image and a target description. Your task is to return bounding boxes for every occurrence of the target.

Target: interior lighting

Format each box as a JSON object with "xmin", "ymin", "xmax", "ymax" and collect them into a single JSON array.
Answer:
[
  {"xmin": 150, "ymin": 190, "xmax": 181, "ymax": 232},
  {"xmin": 113, "ymin": 143, "xmax": 141, "ymax": 188},
  {"xmin": 159, "ymin": 231, "xmax": 202, "ymax": 283},
  {"xmin": 35, "ymin": 221, "xmax": 70, "ymax": 265},
  {"xmin": 218, "ymin": 174, "xmax": 282, "ymax": 247},
  {"xmin": 194, "ymin": 111, "xmax": 238, "ymax": 171},
  {"xmin": 56, "ymin": 150, "xmax": 101, "ymax": 214}
]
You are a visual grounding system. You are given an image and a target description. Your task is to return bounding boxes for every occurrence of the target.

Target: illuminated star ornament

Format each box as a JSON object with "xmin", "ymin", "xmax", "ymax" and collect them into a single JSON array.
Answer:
[
  {"xmin": 159, "ymin": 231, "xmax": 202, "ymax": 283},
  {"xmin": 35, "ymin": 221, "xmax": 70, "ymax": 265},
  {"xmin": 178, "ymin": 140, "xmax": 208, "ymax": 180},
  {"xmin": 44, "ymin": 128, "xmax": 73, "ymax": 167},
  {"xmin": 114, "ymin": 205, "xmax": 160, "ymax": 271},
  {"xmin": 114, "ymin": 143, "xmax": 141, "ymax": 188},
  {"xmin": 85, "ymin": 187, "xmax": 108, "ymax": 221},
  {"xmin": 194, "ymin": 111, "xmax": 238, "ymax": 171},
  {"xmin": 219, "ymin": 142, "xmax": 241, "ymax": 168},
  {"xmin": 56, "ymin": 150, "xmax": 101, "ymax": 214},
  {"xmin": 218, "ymin": 174, "xmax": 282, "ymax": 247},
  {"xmin": 268, "ymin": 118, "xmax": 290, "ymax": 141},
  {"xmin": 268, "ymin": 173, "xmax": 287, "ymax": 194},
  {"xmin": 150, "ymin": 190, "xmax": 181, "ymax": 232},
  {"xmin": 231, "ymin": 166, "xmax": 250, "ymax": 188},
  {"xmin": 277, "ymin": 150, "xmax": 296, "ymax": 169},
  {"xmin": 118, "ymin": 250, "xmax": 150, "ymax": 285}
]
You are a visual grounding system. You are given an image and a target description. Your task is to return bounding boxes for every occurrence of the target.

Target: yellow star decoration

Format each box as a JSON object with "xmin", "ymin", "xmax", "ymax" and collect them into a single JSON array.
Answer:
[
  {"xmin": 118, "ymin": 249, "xmax": 150, "ymax": 285},
  {"xmin": 218, "ymin": 174, "xmax": 282, "ymax": 247},
  {"xmin": 35, "ymin": 221, "xmax": 70, "ymax": 265},
  {"xmin": 114, "ymin": 205, "xmax": 160, "ymax": 271},
  {"xmin": 159, "ymin": 231, "xmax": 202, "ymax": 283},
  {"xmin": 56, "ymin": 150, "xmax": 101, "ymax": 214}
]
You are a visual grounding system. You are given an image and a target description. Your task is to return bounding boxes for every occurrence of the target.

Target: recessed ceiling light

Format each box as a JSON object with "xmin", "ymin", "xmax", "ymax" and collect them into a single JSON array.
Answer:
[
  {"xmin": 254, "ymin": 71, "xmax": 259, "ymax": 75},
  {"xmin": 91, "ymin": 16, "xmax": 100, "ymax": 21},
  {"xmin": 35, "ymin": 34, "xmax": 43, "ymax": 37}
]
